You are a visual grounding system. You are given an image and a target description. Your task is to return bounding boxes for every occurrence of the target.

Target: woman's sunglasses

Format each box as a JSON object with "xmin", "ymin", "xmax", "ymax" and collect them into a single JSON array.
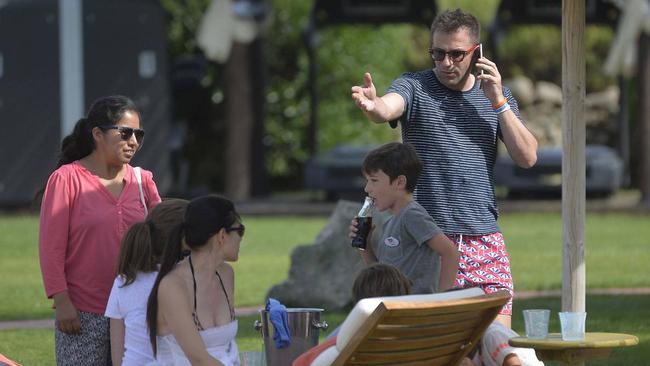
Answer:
[
  {"xmin": 225, "ymin": 224, "xmax": 245, "ymax": 238},
  {"xmin": 99, "ymin": 125, "xmax": 145, "ymax": 144}
]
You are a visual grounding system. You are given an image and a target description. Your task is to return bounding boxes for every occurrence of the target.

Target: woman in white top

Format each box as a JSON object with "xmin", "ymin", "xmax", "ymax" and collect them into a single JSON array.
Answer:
[
  {"xmin": 105, "ymin": 199, "xmax": 188, "ymax": 366},
  {"xmin": 146, "ymin": 195, "xmax": 243, "ymax": 366}
]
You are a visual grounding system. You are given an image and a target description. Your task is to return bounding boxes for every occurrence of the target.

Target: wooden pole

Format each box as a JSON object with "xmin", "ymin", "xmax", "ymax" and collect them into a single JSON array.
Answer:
[
  {"xmin": 225, "ymin": 42, "xmax": 253, "ymax": 200},
  {"xmin": 638, "ymin": 33, "xmax": 650, "ymax": 206},
  {"xmin": 561, "ymin": 0, "xmax": 586, "ymax": 315}
]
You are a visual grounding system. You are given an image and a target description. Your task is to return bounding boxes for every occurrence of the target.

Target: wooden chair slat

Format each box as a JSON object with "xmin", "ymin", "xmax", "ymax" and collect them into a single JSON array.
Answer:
[
  {"xmin": 382, "ymin": 295, "xmax": 507, "ymax": 312},
  {"xmin": 359, "ymin": 329, "xmax": 475, "ymax": 352},
  {"xmin": 346, "ymin": 341, "xmax": 470, "ymax": 363},
  {"xmin": 379, "ymin": 312, "xmax": 481, "ymax": 326},
  {"xmin": 370, "ymin": 318, "xmax": 479, "ymax": 337},
  {"xmin": 330, "ymin": 291, "xmax": 510, "ymax": 366},
  {"xmin": 345, "ymin": 353, "xmax": 454, "ymax": 366},
  {"xmin": 382, "ymin": 309, "xmax": 481, "ymax": 321}
]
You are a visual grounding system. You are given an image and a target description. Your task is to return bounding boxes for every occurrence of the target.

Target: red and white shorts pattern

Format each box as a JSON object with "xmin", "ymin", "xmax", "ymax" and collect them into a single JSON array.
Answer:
[{"xmin": 447, "ymin": 232, "xmax": 514, "ymax": 315}]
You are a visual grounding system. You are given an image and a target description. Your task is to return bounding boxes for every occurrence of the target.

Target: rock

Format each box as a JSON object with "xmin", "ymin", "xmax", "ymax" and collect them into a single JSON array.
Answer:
[
  {"xmin": 586, "ymin": 85, "xmax": 619, "ymax": 114},
  {"xmin": 535, "ymin": 81, "xmax": 563, "ymax": 105},
  {"xmin": 267, "ymin": 200, "xmax": 390, "ymax": 311},
  {"xmin": 521, "ymin": 102, "xmax": 562, "ymax": 146},
  {"xmin": 504, "ymin": 76, "xmax": 535, "ymax": 107},
  {"xmin": 504, "ymin": 79, "xmax": 620, "ymax": 150}
]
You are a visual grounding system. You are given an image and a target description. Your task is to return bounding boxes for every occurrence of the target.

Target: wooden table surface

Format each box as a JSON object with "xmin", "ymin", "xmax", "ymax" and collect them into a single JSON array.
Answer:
[
  {"xmin": 510, "ymin": 332, "xmax": 638, "ymax": 349},
  {"xmin": 509, "ymin": 332, "xmax": 639, "ymax": 366}
]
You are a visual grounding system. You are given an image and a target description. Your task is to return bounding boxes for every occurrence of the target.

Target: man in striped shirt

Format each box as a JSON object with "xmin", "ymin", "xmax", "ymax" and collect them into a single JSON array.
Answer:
[{"xmin": 351, "ymin": 8, "xmax": 537, "ymax": 328}]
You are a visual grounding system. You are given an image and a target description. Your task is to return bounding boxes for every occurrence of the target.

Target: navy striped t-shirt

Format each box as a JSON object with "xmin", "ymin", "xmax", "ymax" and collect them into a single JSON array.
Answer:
[{"xmin": 387, "ymin": 69, "xmax": 521, "ymax": 235}]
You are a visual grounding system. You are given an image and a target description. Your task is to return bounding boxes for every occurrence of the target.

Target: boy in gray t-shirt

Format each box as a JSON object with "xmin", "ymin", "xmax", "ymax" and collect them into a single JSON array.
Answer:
[{"xmin": 351, "ymin": 142, "xmax": 459, "ymax": 293}]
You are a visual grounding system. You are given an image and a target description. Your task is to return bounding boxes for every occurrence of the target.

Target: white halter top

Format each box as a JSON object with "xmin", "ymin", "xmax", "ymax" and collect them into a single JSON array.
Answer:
[{"xmin": 147, "ymin": 320, "xmax": 240, "ymax": 366}]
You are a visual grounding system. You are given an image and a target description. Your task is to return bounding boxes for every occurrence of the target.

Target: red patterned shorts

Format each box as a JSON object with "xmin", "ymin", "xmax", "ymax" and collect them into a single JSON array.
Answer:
[{"xmin": 447, "ymin": 232, "xmax": 514, "ymax": 315}]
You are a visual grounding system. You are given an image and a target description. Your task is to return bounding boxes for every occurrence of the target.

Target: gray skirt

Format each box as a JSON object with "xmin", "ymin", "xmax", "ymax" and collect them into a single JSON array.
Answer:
[{"xmin": 55, "ymin": 311, "xmax": 110, "ymax": 366}]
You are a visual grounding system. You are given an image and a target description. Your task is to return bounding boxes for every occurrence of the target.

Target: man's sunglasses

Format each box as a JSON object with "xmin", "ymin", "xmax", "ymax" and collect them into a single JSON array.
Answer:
[
  {"xmin": 225, "ymin": 224, "xmax": 245, "ymax": 238},
  {"xmin": 428, "ymin": 44, "xmax": 479, "ymax": 62},
  {"xmin": 99, "ymin": 125, "xmax": 145, "ymax": 144}
]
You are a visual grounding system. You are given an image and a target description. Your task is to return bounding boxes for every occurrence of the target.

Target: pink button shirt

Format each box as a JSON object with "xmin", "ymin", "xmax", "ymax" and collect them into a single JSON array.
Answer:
[{"xmin": 39, "ymin": 161, "xmax": 161, "ymax": 314}]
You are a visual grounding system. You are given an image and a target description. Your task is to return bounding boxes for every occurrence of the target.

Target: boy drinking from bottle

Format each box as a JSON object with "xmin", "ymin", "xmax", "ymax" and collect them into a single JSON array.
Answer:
[{"xmin": 350, "ymin": 142, "xmax": 459, "ymax": 293}]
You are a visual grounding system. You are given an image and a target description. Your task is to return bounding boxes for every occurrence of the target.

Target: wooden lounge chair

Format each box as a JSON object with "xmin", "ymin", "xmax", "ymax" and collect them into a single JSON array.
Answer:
[{"xmin": 309, "ymin": 287, "xmax": 511, "ymax": 366}]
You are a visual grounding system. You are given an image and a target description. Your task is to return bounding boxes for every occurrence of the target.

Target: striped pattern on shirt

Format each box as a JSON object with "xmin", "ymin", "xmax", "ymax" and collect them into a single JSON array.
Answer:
[{"xmin": 387, "ymin": 69, "xmax": 522, "ymax": 235}]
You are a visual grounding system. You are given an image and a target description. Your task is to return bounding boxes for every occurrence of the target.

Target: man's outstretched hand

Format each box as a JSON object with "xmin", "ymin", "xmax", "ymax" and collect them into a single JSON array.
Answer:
[{"xmin": 351, "ymin": 72, "xmax": 378, "ymax": 113}]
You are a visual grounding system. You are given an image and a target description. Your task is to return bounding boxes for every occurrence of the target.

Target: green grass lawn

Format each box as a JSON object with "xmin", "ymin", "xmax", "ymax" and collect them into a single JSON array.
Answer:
[
  {"xmin": 503, "ymin": 212, "xmax": 650, "ymax": 290},
  {"xmin": 3, "ymin": 212, "xmax": 648, "ymax": 320},
  {"xmin": 1, "ymin": 211, "xmax": 649, "ymax": 364},
  {"xmin": 1, "ymin": 295, "xmax": 647, "ymax": 365},
  {"xmin": 0, "ymin": 215, "xmax": 328, "ymax": 320}
]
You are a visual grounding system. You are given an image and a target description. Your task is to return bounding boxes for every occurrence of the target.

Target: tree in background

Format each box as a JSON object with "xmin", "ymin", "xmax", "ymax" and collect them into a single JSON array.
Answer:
[
  {"xmin": 162, "ymin": 0, "xmax": 228, "ymax": 194},
  {"xmin": 497, "ymin": 25, "xmax": 614, "ymax": 92},
  {"xmin": 161, "ymin": 0, "xmax": 638, "ymax": 196}
]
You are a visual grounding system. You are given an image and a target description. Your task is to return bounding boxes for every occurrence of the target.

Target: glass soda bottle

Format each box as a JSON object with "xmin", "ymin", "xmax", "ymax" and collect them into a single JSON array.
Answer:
[{"xmin": 351, "ymin": 196, "xmax": 374, "ymax": 250}]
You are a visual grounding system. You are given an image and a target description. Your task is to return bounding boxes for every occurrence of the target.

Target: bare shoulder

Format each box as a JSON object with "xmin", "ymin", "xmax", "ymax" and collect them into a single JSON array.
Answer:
[
  {"xmin": 217, "ymin": 262, "xmax": 235, "ymax": 280},
  {"xmin": 216, "ymin": 262, "xmax": 235, "ymax": 290},
  {"xmin": 158, "ymin": 269, "xmax": 189, "ymax": 301},
  {"xmin": 217, "ymin": 262, "xmax": 234, "ymax": 276},
  {"xmin": 156, "ymin": 269, "xmax": 193, "ymax": 331}
]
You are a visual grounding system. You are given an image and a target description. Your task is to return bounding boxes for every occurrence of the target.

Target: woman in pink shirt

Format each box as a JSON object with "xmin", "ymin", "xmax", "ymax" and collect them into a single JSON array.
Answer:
[{"xmin": 38, "ymin": 95, "xmax": 161, "ymax": 366}]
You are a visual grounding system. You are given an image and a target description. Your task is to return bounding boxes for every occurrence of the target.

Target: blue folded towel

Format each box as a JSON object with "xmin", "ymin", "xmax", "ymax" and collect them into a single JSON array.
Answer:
[{"xmin": 266, "ymin": 298, "xmax": 291, "ymax": 349}]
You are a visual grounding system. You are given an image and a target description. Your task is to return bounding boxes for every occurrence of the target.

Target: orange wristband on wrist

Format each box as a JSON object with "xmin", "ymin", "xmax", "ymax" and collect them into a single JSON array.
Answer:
[{"xmin": 492, "ymin": 98, "xmax": 508, "ymax": 110}]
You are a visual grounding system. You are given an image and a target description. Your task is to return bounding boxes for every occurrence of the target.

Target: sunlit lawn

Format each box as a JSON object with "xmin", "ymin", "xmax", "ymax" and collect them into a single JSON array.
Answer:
[
  {"xmin": 0, "ymin": 211, "xmax": 648, "ymax": 364},
  {"xmin": 3, "ymin": 212, "xmax": 648, "ymax": 320},
  {"xmin": 2, "ymin": 295, "xmax": 648, "ymax": 365},
  {"xmin": 0, "ymin": 215, "xmax": 328, "ymax": 320},
  {"xmin": 502, "ymin": 212, "xmax": 650, "ymax": 290}
]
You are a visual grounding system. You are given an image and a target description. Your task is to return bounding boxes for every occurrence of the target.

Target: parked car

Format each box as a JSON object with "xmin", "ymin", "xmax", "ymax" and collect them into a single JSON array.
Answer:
[
  {"xmin": 306, "ymin": 144, "xmax": 624, "ymax": 201},
  {"xmin": 494, "ymin": 145, "xmax": 623, "ymax": 198},
  {"xmin": 304, "ymin": 145, "xmax": 377, "ymax": 201}
]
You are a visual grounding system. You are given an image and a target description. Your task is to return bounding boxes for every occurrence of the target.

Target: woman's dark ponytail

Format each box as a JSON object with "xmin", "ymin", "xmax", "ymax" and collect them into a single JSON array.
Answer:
[
  {"xmin": 32, "ymin": 117, "xmax": 94, "ymax": 209},
  {"xmin": 146, "ymin": 222, "xmax": 185, "ymax": 355},
  {"xmin": 33, "ymin": 95, "xmax": 140, "ymax": 209},
  {"xmin": 57, "ymin": 117, "xmax": 95, "ymax": 169}
]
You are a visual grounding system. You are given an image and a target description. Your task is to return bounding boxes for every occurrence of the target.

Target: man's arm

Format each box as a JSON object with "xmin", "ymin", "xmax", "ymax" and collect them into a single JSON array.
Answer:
[
  {"xmin": 476, "ymin": 58, "xmax": 538, "ymax": 168},
  {"xmin": 498, "ymin": 108, "xmax": 538, "ymax": 168},
  {"xmin": 351, "ymin": 72, "xmax": 405, "ymax": 123}
]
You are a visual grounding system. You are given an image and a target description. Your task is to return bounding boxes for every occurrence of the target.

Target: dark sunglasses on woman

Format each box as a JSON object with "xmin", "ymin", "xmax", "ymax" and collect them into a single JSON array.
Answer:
[
  {"xmin": 225, "ymin": 224, "xmax": 245, "ymax": 238},
  {"xmin": 99, "ymin": 125, "xmax": 145, "ymax": 144}
]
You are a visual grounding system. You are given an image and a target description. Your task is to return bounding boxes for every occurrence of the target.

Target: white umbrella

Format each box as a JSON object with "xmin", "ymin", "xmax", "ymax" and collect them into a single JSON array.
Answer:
[{"xmin": 604, "ymin": 0, "xmax": 650, "ymax": 77}]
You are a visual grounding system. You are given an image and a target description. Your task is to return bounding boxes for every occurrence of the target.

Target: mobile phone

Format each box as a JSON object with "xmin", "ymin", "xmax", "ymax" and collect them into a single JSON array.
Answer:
[
  {"xmin": 479, "ymin": 44, "xmax": 484, "ymax": 73},
  {"xmin": 478, "ymin": 43, "xmax": 484, "ymax": 88}
]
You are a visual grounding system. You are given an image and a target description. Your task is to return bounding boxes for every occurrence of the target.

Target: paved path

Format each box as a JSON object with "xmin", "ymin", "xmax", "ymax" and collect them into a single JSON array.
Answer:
[
  {"xmin": 234, "ymin": 195, "xmax": 650, "ymax": 216},
  {"xmin": 514, "ymin": 287, "xmax": 650, "ymax": 299},
  {"xmin": 0, "ymin": 306, "xmax": 264, "ymax": 331},
  {"xmin": 2, "ymin": 288, "xmax": 649, "ymax": 331}
]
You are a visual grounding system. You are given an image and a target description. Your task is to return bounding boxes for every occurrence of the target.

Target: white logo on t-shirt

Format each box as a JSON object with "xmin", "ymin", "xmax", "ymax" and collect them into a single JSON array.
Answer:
[{"xmin": 384, "ymin": 236, "xmax": 400, "ymax": 247}]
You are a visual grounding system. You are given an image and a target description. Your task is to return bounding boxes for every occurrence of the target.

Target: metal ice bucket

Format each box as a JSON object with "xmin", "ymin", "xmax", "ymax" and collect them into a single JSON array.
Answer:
[{"xmin": 254, "ymin": 308, "xmax": 328, "ymax": 366}]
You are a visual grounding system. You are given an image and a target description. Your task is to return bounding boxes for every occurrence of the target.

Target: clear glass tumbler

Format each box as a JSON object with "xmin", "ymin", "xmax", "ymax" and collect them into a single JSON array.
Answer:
[{"xmin": 523, "ymin": 309, "xmax": 551, "ymax": 339}]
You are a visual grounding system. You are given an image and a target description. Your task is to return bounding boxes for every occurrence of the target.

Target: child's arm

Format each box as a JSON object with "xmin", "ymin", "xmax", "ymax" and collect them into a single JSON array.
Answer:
[
  {"xmin": 109, "ymin": 318, "xmax": 125, "ymax": 366},
  {"xmin": 359, "ymin": 242, "xmax": 378, "ymax": 265},
  {"xmin": 349, "ymin": 218, "xmax": 378, "ymax": 264},
  {"xmin": 426, "ymin": 233, "xmax": 460, "ymax": 292}
]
